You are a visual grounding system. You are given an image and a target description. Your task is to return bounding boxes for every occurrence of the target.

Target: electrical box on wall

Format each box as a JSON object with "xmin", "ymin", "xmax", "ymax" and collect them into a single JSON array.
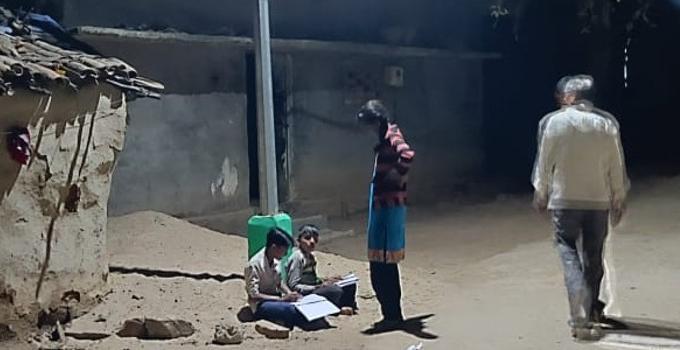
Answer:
[{"xmin": 385, "ymin": 66, "xmax": 404, "ymax": 87}]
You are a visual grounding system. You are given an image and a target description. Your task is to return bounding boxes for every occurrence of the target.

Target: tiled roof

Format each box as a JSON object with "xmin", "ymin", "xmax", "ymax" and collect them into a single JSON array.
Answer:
[{"xmin": 0, "ymin": 8, "xmax": 163, "ymax": 99}]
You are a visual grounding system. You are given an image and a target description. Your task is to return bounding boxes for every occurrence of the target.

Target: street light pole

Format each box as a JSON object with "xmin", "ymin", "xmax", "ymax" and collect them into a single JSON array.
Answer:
[{"xmin": 254, "ymin": 0, "xmax": 279, "ymax": 215}]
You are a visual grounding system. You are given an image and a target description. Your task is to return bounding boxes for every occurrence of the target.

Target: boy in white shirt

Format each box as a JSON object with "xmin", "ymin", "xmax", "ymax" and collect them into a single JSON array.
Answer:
[{"xmin": 245, "ymin": 228, "xmax": 307, "ymax": 329}]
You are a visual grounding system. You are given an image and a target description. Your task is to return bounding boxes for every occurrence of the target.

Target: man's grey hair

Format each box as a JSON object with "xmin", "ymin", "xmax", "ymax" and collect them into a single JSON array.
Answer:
[{"xmin": 556, "ymin": 75, "xmax": 596, "ymax": 101}]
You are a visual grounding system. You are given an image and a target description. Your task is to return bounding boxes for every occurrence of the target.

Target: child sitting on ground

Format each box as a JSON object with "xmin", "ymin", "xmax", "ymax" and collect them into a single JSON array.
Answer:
[
  {"xmin": 286, "ymin": 225, "xmax": 358, "ymax": 315},
  {"xmin": 245, "ymin": 228, "xmax": 308, "ymax": 329}
]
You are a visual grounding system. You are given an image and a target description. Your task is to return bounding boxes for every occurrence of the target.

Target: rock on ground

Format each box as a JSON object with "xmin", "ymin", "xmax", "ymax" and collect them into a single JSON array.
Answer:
[
  {"xmin": 117, "ymin": 318, "xmax": 195, "ymax": 340},
  {"xmin": 254, "ymin": 320, "xmax": 290, "ymax": 340},
  {"xmin": 213, "ymin": 322, "xmax": 244, "ymax": 345}
]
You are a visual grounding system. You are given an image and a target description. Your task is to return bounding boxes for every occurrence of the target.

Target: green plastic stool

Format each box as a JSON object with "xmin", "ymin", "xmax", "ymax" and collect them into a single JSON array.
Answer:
[{"xmin": 247, "ymin": 213, "xmax": 294, "ymax": 280}]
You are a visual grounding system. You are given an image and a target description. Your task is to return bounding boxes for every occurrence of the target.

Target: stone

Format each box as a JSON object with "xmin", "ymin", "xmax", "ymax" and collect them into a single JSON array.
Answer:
[
  {"xmin": 254, "ymin": 320, "xmax": 290, "ymax": 339},
  {"xmin": 0, "ymin": 323, "xmax": 16, "ymax": 341},
  {"xmin": 61, "ymin": 290, "xmax": 81, "ymax": 303},
  {"xmin": 213, "ymin": 322, "xmax": 243, "ymax": 345},
  {"xmin": 117, "ymin": 318, "xmax": 195, "ymax": 340},
  {"xmin": 144, "ymin": 319, "xmax": 195, "ymax": 340},
  {"xmin": 64, "ymin": 331, "xmax": 110, "ymax": 341},
  {"xmin": 37, "ymin": 306, "xmax": 76, "ymax": 330},
  {"xmin": 116, "ymin": 318, "xmax": 145, "ymax": 338}
]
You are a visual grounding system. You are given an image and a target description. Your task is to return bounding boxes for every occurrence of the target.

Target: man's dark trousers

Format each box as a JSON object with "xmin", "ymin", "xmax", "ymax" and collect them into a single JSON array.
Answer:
[{"xmin": 552, "ymin": 209, "xmax": 609, "ymax": 327}]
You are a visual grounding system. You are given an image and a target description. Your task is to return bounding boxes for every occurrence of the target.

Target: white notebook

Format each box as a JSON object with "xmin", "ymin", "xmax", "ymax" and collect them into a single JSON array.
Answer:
[
  {"xmin": 293, "ymin": 294, "xmax": 340, "ymax": 321},
  {"xmin": 334, "ymin": 273, "xmax": 359, "ymax": 288}
]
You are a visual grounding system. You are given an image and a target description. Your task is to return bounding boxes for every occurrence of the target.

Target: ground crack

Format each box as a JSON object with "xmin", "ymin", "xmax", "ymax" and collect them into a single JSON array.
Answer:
[{"xmin": 109, "ymin": 266, "xmax": 243, "ymax": 283}]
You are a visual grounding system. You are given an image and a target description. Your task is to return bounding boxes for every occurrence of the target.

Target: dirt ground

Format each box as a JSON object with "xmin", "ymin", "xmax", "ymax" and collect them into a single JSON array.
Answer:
[
  {"xmin": 7, "ymin": 176, "xmax": 680, "ymax": 349},
  {"xmin": 323, "ymin": 176, "xmax": 680, "ymax": 350},
  {"xmin": 49, "ymin": 211, "xmax": 440, "ymax": 350}
]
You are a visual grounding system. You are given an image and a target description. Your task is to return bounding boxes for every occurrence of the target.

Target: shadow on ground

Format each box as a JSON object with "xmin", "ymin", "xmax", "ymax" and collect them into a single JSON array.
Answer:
[
  {"xmin": 603, "ymin": 316, "xmax": 680, "ymax": 339},
  {"xmin": 237, "ymin": 305, "xmax": 336, "ymax": 331},
  {"xmin": 361, "ymin": 314, "xmax": 438, "ymax": 340},
  {"xmin": 237, "ymin": 306, "xmax": 256, "ymax": 323}
]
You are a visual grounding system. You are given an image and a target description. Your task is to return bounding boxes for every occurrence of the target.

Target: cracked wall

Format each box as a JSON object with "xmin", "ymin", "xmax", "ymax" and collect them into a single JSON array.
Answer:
[
  {"xmin": 0, "ymin": 85, "xmax": 126, "ymax": 323},
  {"xmin": 80, "ymin": 35, "xmax": 251, "ymax": 218}
]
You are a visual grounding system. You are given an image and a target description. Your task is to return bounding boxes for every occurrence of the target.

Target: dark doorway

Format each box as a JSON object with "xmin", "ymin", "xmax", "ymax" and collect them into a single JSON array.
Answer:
[
  {"xmin": 246, "ymin": 53, "xmax": 260, "ymax": 204},
  {"xmin": 245, "ymin": 53, "xmax": 290, "ymax": 206}
]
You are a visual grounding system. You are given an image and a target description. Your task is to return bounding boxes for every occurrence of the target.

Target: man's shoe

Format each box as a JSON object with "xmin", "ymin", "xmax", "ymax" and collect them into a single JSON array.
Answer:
[
  {"xmin": 593, "ymin": 314, "xmax": 627, "ymax": 330},
  {"xmin": 571, "ymin": 325, "xmax": 604, "ymax": 342},
  {"xmin": 591, "ymin": 307, "xmax": 625, "ymax": 329},
  {"xmin": 590, "ymin": 301, "xmax": 609, "ymax": 323}
]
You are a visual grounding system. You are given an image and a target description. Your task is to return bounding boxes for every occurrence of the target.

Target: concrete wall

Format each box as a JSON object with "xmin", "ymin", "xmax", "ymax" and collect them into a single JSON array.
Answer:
[
  {"xmin": 77, "ymin": 35, "xmax": 251, "ymax": 218},
  {"xmin": 77, "ymin": 32, "xmax": 486, "ymax": 230},
  {"xmin": 0, "ymin": 86, "xmax": 125, "ymax": 318},
  {"xmin": 61, "ymin": 0, "xmax": 484, "ymax": 50},
  {"xmin": 112, "ymin": 94, "xmax": 248, "ymax": 217},
  {"xmin": 287, "ymin": 52, "xmax": 484, "ymax": 215}
]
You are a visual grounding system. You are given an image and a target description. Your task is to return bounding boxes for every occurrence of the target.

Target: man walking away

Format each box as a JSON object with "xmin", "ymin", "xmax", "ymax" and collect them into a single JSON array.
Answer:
[{"xmin": 533, "ymin": 75, "xmax": 629, "ymax": 341}]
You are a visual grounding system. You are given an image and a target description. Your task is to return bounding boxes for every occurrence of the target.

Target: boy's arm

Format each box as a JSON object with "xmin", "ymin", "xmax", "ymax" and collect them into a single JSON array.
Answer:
[{"xmin": 245, "ymin": 265, "xmax": 289, "ymax": 302}]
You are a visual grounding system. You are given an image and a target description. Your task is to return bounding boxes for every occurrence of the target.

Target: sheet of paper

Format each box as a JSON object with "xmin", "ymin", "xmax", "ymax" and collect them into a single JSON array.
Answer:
[
  {"xmin": 294, "ymin": 293, "xmax": 327, "ymax": 305},
  {"xmin": 293, "ymin": 294, "xmax": 340, "ymax": 321},
  {"xmin": 335, "ymin": 273, "xmax": 359, "ymax": 287}
]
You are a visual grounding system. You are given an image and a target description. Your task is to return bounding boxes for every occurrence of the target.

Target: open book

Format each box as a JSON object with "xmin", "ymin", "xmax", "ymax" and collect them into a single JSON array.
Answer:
[
  {"xmin": 334, "ymin": 273, "xmax": 359, "ymax": 288},
  {"xmin": 293, "ymin": 294, "xmax": 340, "ymax": 321}
]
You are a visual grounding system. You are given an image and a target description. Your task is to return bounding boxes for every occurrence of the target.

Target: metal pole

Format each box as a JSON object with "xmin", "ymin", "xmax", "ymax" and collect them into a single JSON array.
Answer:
[{"xmin": 254, "ymin": 0, "xmax": 279, "ymax": 215}]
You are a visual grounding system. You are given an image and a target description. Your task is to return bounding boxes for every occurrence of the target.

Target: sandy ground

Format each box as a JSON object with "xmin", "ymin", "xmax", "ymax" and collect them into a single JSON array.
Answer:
[
  {"xmin": 322, "ymin": 177, "xmax": 680, "ymax": 350},
  {"xmin": 8, "ymin": 176, "xmax": 680, "ymax": 349},
  {"xmin": 58, "ymin": 211, "xmax": 441, "ymax": 350}
]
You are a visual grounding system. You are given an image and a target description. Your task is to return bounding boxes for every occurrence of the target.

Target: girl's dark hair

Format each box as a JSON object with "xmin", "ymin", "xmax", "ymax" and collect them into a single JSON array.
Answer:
[
  {"xmin": 298, "ymin": 224, "xmax": 320, "ymax": 240},
  {"xmin": 266, "ymin": 227, "xmax": 293, "ymax": 249},
  {"xmin": 357, "ymin": 99, "xmax": 392, "ymax": 124}
]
